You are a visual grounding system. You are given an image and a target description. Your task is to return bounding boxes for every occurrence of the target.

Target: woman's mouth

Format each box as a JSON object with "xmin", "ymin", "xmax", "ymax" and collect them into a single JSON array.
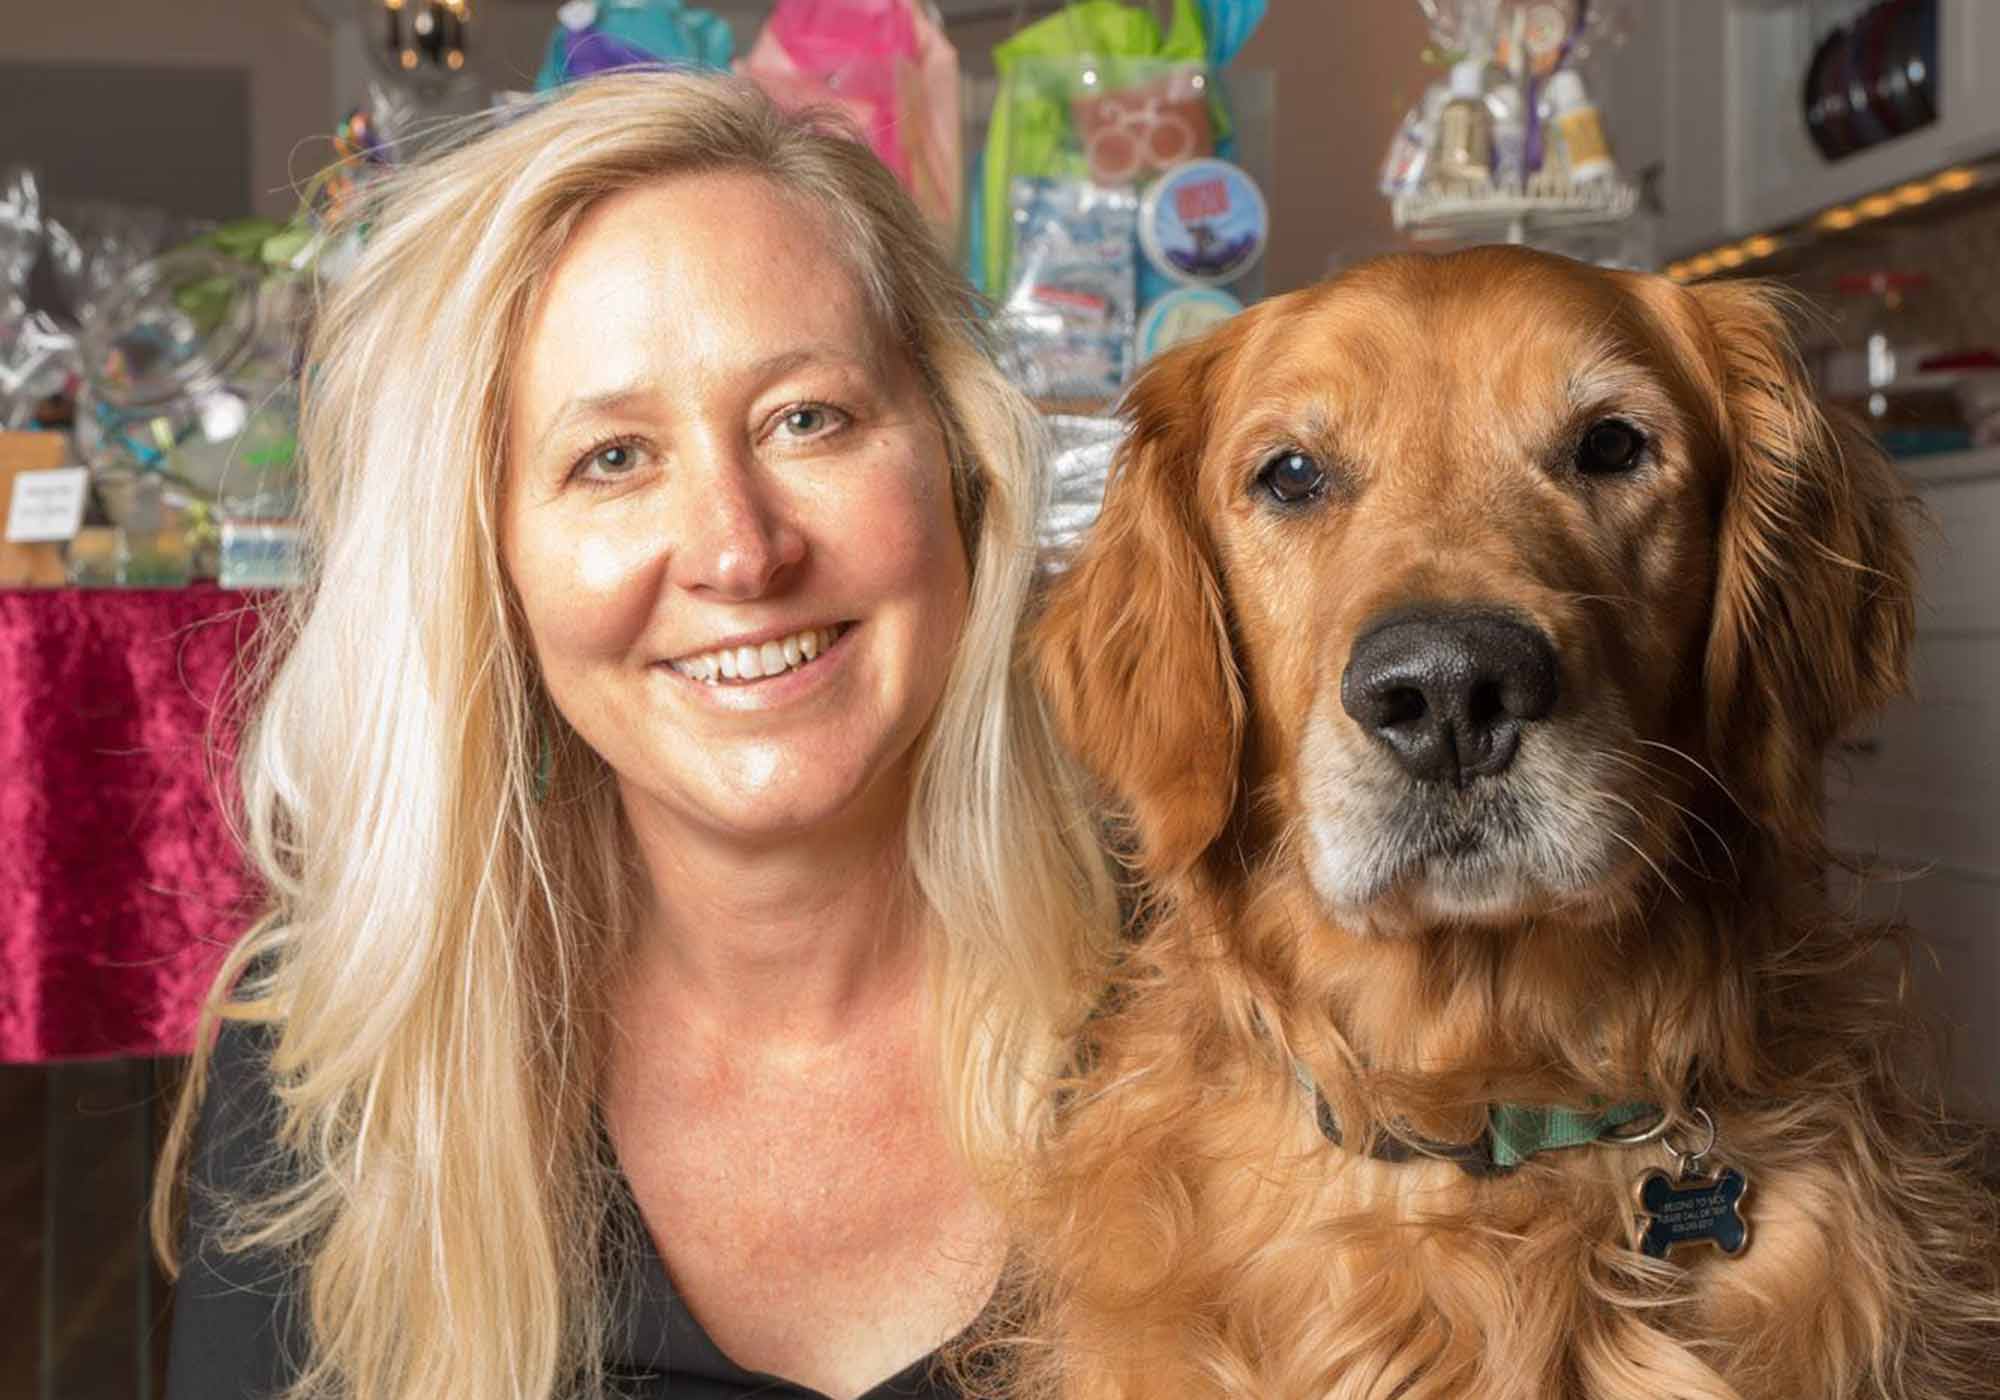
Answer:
[{"xmin": 665, "ymin": 623, "xmax": 850, "ymax": 685}]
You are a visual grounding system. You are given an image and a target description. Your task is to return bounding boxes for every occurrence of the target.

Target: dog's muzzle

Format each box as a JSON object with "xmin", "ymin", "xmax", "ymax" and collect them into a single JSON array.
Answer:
[{"xmin": 1340, "ymin": 608, "xmax": 1559, "ymax": 786}]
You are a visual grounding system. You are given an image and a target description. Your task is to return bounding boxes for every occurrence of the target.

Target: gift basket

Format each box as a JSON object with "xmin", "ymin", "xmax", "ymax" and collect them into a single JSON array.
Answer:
[
  {"xmin": 975, "ymin": 0, "xmax": 1268, "ymax": 412},
  {"xmin": 1, "ymin": 168, "xmax": 74, "ymax": 433},
  {"xmin": 1381, "ymin": 0, "xmax": 1639, "ymax": 248},
  {"xmin": 68, "ymin": 240, "xmax": 307, "ymax": 585}
]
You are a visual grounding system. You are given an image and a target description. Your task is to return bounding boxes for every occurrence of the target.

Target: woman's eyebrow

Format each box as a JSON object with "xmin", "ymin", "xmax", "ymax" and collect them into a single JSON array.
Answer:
[
  {"xmin": 529, "ymin": 346, "xmax": 876, "ymax": 460},
  {"xmin": 531, "ymin": 385, "xmax": 660, "ymax": 460}
]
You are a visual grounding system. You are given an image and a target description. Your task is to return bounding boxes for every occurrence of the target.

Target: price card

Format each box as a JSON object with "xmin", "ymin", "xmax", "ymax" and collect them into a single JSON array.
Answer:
[{"xmin": 4, "ymin": 466, "xmax": 90, "ymax": 544}]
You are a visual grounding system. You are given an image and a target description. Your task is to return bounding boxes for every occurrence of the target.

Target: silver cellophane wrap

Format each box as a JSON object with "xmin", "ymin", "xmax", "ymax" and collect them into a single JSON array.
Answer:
[{"xmin": 1038, "ymin": 413, "xmax": 1126, "ymax": 576}]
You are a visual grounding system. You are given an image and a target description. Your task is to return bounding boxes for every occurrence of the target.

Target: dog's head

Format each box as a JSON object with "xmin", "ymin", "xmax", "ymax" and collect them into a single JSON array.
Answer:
[{"xmin": 1036, "ymin": 247, "xmax": 1913, "ymax": 932}]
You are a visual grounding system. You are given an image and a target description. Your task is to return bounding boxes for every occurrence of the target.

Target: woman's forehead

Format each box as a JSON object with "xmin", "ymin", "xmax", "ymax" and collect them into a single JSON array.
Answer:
[{"xmin": 521, "ymin": 174, "xmax": 889, "ymax": 389}]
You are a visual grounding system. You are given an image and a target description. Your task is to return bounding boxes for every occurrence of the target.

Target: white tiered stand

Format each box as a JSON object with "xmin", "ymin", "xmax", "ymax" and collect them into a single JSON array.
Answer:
[{"xmin": 1392, "ymin": 175, "xmax": 1639, "ymax": 246}]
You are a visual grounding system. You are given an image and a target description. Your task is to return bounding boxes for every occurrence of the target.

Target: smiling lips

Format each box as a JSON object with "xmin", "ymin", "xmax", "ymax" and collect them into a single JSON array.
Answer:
[{"xmin": 666, "ymin": 623, "xmax": 847, "ymax": 685}]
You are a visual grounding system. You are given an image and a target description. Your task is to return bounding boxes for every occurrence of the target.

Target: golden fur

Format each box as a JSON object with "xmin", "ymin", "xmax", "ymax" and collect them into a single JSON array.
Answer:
[{"xmin": 1012, "ymin": 248, "xmax": 2000, "ymax": 1399}]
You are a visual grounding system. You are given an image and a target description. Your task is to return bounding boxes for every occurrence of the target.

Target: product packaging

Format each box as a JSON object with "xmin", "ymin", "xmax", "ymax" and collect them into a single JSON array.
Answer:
[
  {"xmin": 1430, "ymin": 57, "xmax": 1494, "ymax": 190},
  {"xmin": 1137, "ymin": 158, "xmax": 1266, "ymax": 287},
  {"xmin": 1379, "ymin": 82, "xmax": 1450, "ymax": 198},
  {"xmin": 980, "ymin": 0, "xmax": 1268, "ymax": 404},
  {"xmin": 74, "ymin": 248, "xmax": 302, "ymax": 579},
  {"xmin": 1134, "ymin": 285, "xmax": 1242, "ymax": 364},
  {"xmin": 537, "ymin": 0, "xmax": 734, "ymax": 86},
  {"xmin": 738, "ymin": 0, "xmax": 962, "ymax": 232},
  {"xmin": 1389, "ymin": 0, "xmax": 1637, "ymax": 204},
  {"xmin": 219, "ymin": 518, "xmax": 303, "ymax": 589},
  {"xmin": 1543, "ymin": 68, "xmax": 1615, "ymax": 184},
  {"xmin": 980, "ymin": 0, "xmax": 1257, "ymax": 298},
  {"xmin": 999, "ymin": 178, "xmax": 1140, "ymax": 405}
]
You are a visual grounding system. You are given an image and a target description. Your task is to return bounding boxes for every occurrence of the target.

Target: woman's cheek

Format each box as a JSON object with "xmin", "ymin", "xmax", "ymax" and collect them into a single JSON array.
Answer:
[
  {"xmin": 529, "ymin": 523, "xmax": 668, "ymax": 661},
  {"xmin": 575, "ymin": 530, "xmax": 644, "ymax": 595}
]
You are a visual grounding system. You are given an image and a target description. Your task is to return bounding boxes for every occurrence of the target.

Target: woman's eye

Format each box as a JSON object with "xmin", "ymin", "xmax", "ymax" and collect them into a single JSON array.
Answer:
[
  {"xmin": 1258, "ymin": 450, "xmax": 1327, "ymax": 505},
  {"xmin": 1576, "ymin": 419, "xmax": 1646, "ymax": 475},
  {"xmin": 574, "ymin": 440, "xmax": 644, "ymax": 482},
  {"xmin": 777, "ymin": 404, "xmax": 844, "ymax": 439}
]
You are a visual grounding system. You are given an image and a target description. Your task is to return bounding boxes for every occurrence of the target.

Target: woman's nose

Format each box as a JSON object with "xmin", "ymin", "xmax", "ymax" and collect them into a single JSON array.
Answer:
[{"xmin": 668, "ymin": 458, "xmax": 806, "ymax": 599}]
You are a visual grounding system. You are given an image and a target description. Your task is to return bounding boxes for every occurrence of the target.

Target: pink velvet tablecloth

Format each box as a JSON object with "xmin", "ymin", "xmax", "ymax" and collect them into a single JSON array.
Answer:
[{"xmin": 0, "ymin": 586, "xmax": 268, "ymax": 1063}]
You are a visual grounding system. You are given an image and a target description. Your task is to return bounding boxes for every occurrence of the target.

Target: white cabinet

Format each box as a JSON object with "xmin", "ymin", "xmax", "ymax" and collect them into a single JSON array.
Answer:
[
  {"xmin": 1825, "ymin": 456, "xmax": 2000, "ymax": 1115},
  {"xmin": 1661, "ymin": 0, "xmax": 2000, "ymax": 257}
]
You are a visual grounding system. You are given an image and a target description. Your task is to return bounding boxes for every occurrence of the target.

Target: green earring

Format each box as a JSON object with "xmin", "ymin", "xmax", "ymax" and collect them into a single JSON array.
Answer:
[{"xmin": 531, "ymin": 712, "xmax": 551, "ymax": 804}]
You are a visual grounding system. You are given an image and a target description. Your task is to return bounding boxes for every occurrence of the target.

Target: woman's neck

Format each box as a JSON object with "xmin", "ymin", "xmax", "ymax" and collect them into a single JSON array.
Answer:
[{"xmin": 615, "ymin": 775, "xmax": 929, "ymax": 1051}]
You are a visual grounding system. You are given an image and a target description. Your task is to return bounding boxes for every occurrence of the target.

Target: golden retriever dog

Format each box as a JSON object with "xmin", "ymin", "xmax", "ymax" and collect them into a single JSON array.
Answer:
[{"xmin": 1017, "ymin": 247, "xmax": 2000, "ymax": 1399}]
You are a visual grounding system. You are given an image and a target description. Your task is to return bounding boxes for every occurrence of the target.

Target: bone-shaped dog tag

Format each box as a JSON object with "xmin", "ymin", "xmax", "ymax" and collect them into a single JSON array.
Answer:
[{"xmin": 1633, "ymin": 1165, "xmax": 1751, "ymax": 1260}]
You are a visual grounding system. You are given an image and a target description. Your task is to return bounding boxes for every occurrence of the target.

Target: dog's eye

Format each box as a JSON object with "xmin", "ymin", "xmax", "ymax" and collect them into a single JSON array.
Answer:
[
  {"xmin": 1576, "ymin": 419, "xmax": 1646, "ymax": 475},
  {"xmin": 1258, "ymin": 450, "xmax": 1327, "ymax": 504}
]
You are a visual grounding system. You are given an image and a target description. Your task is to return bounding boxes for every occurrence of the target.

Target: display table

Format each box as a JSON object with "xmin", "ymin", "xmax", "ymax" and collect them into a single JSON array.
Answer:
[{"xmin": 0, "ymin": 586, "xmax": 267, "ymax": 1063}]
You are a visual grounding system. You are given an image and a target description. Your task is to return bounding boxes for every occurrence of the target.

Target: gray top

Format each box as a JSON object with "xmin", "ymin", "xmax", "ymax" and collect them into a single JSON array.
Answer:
[{"xmin": 166, "ymin": 1019, "xmax": 972, "ymax": 1400}]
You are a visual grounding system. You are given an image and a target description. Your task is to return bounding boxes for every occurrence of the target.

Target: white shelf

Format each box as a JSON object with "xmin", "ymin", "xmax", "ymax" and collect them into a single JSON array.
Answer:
[
  {"xmin": 1897, "ymin": 444, "xmax": 2000, "ymax": 487},
  {"xmin": 1393, "ymin": 179, "xmax": 1638, "ymax": 243}
]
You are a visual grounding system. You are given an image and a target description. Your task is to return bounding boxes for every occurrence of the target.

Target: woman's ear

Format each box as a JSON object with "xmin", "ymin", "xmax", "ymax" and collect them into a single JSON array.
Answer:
[
  {"xmin": 1032, "ymin": 333, "xmax": 1246, "ymax": 881},
  {"xmin": 1687, "ymin": 280, "xmax": 1917, "ymax": 844}
]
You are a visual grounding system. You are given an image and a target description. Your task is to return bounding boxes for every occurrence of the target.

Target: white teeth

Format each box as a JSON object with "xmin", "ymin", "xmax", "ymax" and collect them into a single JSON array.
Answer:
[{"xmin": 668, "ymin": 625, "xmax": 840, "ymax": 685}]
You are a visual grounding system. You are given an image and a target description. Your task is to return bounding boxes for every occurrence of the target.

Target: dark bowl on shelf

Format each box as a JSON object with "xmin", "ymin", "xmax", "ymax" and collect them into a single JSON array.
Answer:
[
  {"xmin": 1806, "ymin": 0, "xmax": 1940, "ymax": 162},
  {"xmin": 1806, "ymin": 24, "xmax": 1860, "ymax": 160}
]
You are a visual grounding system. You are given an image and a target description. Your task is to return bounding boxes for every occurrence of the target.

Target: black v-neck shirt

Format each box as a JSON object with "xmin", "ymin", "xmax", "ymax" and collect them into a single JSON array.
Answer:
[{"xmin": 165, "ymin": 1020, "xmax": 968, "ymax": 1400}]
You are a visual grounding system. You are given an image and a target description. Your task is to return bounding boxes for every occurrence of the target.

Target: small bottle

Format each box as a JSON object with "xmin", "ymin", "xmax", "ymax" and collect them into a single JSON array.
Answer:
[
  {"xmin": 1380, "ymin": 81, "xmax": 1449, "ymax": 197},
  {"xmin": 1546, "ymin": 69, "xmax": 1616, "ymax": 184},
  {"xmin": 1488, "ymin": 81, "xmax": 1528, "ymax": 188},
  {"xmin": 1431, "ymin": 58, "xmax": 1494, "ymax": 189}
]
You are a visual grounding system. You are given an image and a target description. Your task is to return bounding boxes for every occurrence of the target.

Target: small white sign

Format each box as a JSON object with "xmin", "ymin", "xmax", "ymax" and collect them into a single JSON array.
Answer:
[
  {"xmin": 3, "ymin": 464, "xmax": 91, "ymax": 540},
  {"xmin": 5, "ymin": 466, "xmax": 91, "ymax": 544}
]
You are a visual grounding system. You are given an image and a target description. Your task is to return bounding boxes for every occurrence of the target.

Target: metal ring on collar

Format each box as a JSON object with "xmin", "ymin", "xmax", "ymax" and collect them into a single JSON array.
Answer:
[
  {"xmin": 1662, "ymin": 1106, "xmax": 1719, "ymax": 1162},
  {"xmin": 1599, "ymin": 1107, "xmax": 1675, "ymax": 1147}
]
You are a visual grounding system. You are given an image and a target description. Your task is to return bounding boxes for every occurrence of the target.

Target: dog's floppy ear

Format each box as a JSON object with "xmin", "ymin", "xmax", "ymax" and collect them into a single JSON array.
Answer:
[
  {"xmin": 1687, "ymin": 280, "xmax": 1916, "ymax": 844},
  {"xmin": 1033, "ymin": 332, "xmax": 1246, "ymax": 880}
]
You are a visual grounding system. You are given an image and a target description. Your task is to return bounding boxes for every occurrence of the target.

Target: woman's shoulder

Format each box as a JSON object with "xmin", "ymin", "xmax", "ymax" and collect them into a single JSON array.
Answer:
[
  {"xmin": 192, "ymin": 1016, "xmax": 281, "ymax": 1154},
  {"xmin": 164, "ymin": 1015, "xmax": 311, "ymax": 1399},
  {"xmin": 176, "ymin": 1008, "xmax": 303, "ymax": 1218},
  {"xmin": 180, "ymin": 944, "xmax": 293, "ymax": 1204}
]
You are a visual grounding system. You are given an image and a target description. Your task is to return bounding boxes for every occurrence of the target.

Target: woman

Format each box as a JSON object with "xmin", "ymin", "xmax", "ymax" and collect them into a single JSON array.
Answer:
[{"xmin": 152, "ymin": 72, "xmax": 1120, "ymax": 1400}]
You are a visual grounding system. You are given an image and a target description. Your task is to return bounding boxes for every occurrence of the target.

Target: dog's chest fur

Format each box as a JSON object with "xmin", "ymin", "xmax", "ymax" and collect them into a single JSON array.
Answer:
[{"xmin": 1037, "ymin": 881, "xmax": 1998, "ymax": 1400}]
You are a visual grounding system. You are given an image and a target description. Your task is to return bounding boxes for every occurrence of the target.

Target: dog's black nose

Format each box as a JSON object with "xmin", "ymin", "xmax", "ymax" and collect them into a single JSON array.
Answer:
[{"xmin": 1340, "ymin": 610, "xmax": 1559, "ymax": 785}]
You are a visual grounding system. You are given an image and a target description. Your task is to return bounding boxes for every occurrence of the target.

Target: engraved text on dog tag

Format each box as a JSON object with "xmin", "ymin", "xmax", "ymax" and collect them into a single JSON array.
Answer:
[{"xmin": 1633, "ymin": 1166, "xmax": 1751, "ymax": 1260}]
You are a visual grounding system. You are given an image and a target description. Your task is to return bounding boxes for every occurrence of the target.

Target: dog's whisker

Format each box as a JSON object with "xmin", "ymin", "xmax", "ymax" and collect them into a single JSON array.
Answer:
[
  {"xmin": 1597, "ymin": 747, "xmax": 1694, "ymax": 800},
  {"xmin": 1632, "ymin": 740, "xmax": 1751, "ymax": 817},
  {"xmin": 1654, "ymin": 794, "xmax": 1740, "ymax": 885},
  {"xmin": 1594, "ymin": 751, "xmax": 1742, "ymax": 886},
  {"xmin": 1596, "ymin": 748, "xmax": 1684, "ymax": 796},
  {"xmin": 1555, "ymin": 590, "xmax": 1643, "ymax": 614},
  {"xmin": 1592, "ymin": 791, "xmax": 1683, "ymax": 901},
  {"xmin": 1603, "ymin": 792, "xmax": 1705, "ymax": 888}
]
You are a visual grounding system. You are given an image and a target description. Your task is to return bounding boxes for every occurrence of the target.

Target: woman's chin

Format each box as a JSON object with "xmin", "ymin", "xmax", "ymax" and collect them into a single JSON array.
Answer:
[{"xmin": 616, "ymin": 742, "xmax": 917, "ymax": 855}]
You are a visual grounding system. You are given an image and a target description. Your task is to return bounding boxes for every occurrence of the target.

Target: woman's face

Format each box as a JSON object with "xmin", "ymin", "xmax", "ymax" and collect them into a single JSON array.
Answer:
[{"xmin": 502, "ymin": 172, "xmax": 969, "ymax": 851}]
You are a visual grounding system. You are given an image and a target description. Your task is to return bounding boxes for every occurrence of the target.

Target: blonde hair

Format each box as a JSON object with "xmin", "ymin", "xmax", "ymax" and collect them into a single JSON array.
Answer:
[{"xmin": 152, "ymin": 71, "xmax": 1119, "ymax": 1400}]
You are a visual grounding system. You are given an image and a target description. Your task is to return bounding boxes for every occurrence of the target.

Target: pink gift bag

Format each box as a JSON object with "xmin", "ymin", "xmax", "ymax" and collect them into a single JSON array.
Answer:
[{"xmin": 738, "ymin": 0, "xmax": 963, "ymax": 233}]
